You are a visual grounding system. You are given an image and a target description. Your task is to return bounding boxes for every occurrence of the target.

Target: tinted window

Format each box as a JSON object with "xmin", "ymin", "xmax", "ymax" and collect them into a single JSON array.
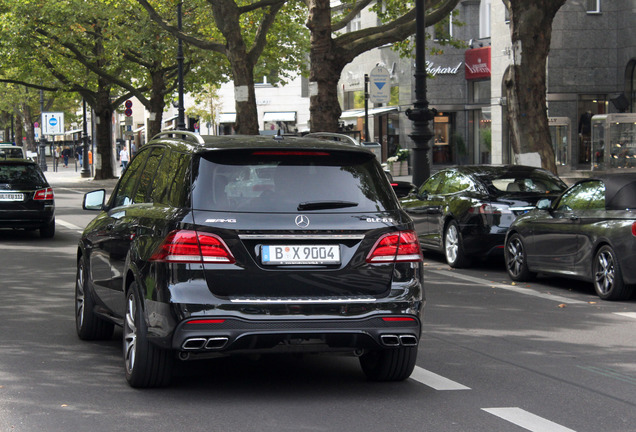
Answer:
[
  {"xmin": 134, "ymin": 147, "xmax": 165, "ymax": 204},
  {"xmin": 192, "ymin": 150, "xmax": 395, "ymax": 212},
  {"xmin": 419, "ymin": 172, "xmax": 444, "ymax": 195},
  {"xmin": 556, "ymin": 181, "xmax": 603, "ymax": 212},
  {"xmin": 437, "ymin": 171, "xmax": 472, "ymax": 194},
  {"xmin": 485, "ymin": 170, "xmax": 565, "ymax": 193},
  {"xmin": 111, "ymin": 150, "xmax": 149, "ymax": 207},
  {"xmin": 151, "ymin": 150, "xmax": 191, "ymax": 207},
  {"xmin": 0, "ymin": 163, "xmax": 45, "ymax": 184}
]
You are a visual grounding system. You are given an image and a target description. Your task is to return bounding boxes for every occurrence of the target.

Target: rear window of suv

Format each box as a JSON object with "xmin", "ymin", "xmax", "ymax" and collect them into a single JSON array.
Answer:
[
  {"xmin": 192, "ymin": 149, "xmax": 396, "ymax": 212},
  {"xmin": 0, "ymin": 163, "xmax": 45, "ymax": 184}
]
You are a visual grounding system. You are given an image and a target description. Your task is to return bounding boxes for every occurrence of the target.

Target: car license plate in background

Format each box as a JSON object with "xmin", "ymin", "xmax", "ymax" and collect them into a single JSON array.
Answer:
[
  {"xmin": 0, "ymin": 193, "xmax": 24, "ymax": 201},
  {"xmin": 262, "ymin": 245, "xmax": 340, "ymax": 265}
]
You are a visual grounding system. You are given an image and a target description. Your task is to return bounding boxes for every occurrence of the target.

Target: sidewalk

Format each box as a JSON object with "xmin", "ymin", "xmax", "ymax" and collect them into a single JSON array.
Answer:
[{"xmin": 42, "ymin": 164, "xmax": 119, "ymax": 190}]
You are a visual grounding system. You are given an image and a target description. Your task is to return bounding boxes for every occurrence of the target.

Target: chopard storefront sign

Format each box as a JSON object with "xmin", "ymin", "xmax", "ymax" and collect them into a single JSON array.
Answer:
[{"xmin": 426, "ymin": 61, "xmax": 463, "ymax": 76}]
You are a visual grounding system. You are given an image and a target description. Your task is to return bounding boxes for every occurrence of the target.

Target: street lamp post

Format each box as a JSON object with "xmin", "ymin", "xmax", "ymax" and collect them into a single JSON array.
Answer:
[
  {"xmin": 81, "ymin": 98, "xmax": 91, "ymax": 178},
  {"xmin": 39, "ymin": 89, "xmax": 48, "ymax": 172},
  {"xmin": 176, "ymin": 1, "xmax": 186, "ymax": 131},
  {"xmin": 406, "ymin": 0, "xmax": 436, "ymax": 187}
]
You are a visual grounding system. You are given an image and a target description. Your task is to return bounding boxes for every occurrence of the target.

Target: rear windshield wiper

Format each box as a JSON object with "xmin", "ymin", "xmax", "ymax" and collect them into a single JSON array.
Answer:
[{"xmin": 297, "ymin": 201, "xmax": 359, "ymax": 211}]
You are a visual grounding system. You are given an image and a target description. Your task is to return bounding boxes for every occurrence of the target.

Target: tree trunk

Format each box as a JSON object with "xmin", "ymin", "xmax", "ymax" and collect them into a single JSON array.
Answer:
[
  {"xmin": 307, "ymin": 0, "xmax": 342, "ymax": 133},
  {"xmin": 147, "ymin": 70, "xmax": 166, "ymax": 139},
  {"xmin": 93, "ymin": 85, "xmax": 116, "ymax": 180},
  {"xmin": 211, "ymin": 0, "xmax": 259, "ymax": 135},
  {"xmin": 504, "ymin": 1, "xmax": 566, "ymax": 174}
]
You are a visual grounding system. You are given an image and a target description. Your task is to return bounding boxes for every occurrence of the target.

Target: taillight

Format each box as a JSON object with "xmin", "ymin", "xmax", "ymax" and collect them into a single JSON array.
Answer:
[
  {"xmin": 632, "ymin": 222, "xmax": 636, "ymax": 237},
  {"xmin": 149, "ymin": 230, "xmax": 235, "ymax": 264},
  {"xmin": 469, "ymin": 203, "xmax": 501, "ymax": 215},
  {"xmin": 33, "ymin": 187, "xmax": 54, "ymax": 200},
  {"xmin": 366, "ymin": 230, "xmax": 422, "ymax": 263},
  {"xmin": 251, "ymin": 151, "xmax": 330, "ymax": 156}
]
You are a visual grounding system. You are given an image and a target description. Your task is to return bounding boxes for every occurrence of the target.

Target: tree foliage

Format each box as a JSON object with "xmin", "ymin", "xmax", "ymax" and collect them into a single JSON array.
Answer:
[{"xmin": 137, "ymin": 0, "xmax": 309, "ymax": 134}]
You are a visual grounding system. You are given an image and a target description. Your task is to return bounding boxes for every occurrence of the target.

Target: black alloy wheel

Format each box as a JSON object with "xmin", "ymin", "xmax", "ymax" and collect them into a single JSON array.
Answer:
[
  {"xmin": 124, "ymin": 282, "xmax": 173, "ymax": 388},
  {"xmin": 505, "ymin": 233, "xmax": 535, "ymax": 282},
  {"xmin": 593, "ymin": 245, "xmax": 633, "ymax": 301},
  {"xmin": 75, "ymin": 255, "xmax": 114, "ymax": 340}
]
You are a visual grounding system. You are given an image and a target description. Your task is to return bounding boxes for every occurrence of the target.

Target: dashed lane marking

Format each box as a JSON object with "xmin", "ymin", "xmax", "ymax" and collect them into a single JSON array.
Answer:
[
  {"xmin": 410, "ymin": 366, "xmax": 471, "ymax": 390},
  {"xmin": 614, "ymin": 312, "xmax": 636, "ymax": 320},
  {"xmin": 428, "ymin": 269, "xmax": 588, "ymax": 305},
  {"xmin": 57, "ymin": 219, "xmax": 83, "ymax": 233},
  {"xmin": 482, "ymin": 407, "xmax": 577, "ymax": 432}
]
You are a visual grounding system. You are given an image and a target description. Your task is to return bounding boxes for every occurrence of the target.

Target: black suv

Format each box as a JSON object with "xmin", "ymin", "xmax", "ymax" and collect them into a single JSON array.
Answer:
[
  {"xmin": 0, "ymin": 158, "xmax": 55, "ymax": 237},
  {"xmin": 76, "ymin": 132, "xmax": 424, "ymax": 387}
]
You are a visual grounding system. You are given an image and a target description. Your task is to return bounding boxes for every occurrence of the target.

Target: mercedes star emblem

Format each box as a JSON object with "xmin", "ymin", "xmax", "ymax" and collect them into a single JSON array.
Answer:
[{"xmin": 295, "ymin": 215, "xmax": 310, "ymax": 228}]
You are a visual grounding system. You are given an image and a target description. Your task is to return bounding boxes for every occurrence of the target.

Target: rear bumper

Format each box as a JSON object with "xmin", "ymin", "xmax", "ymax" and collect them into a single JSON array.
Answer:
[
  {"xmin": 0, "ymin": 208, "xmax": 54, "ymax": 228},
  {"xmin": 170, "ymin": 314, "xmax": 422, "ymax": 354}
]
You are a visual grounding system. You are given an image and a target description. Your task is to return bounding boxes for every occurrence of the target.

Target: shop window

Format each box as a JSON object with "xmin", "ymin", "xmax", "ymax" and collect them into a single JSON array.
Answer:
[
  {"xmin": 586, "ymin": 0, "xmax": 601, "ymax": 14},
  {"xmin": 433, "ymin": 113, "xmax": 453, "ymax": 164}
]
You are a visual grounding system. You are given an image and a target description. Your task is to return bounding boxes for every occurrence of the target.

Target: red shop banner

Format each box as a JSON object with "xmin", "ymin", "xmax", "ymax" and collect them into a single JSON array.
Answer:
[{"xmin": 465, "ymin": 46, "xmax": 491, "ymax": 80}]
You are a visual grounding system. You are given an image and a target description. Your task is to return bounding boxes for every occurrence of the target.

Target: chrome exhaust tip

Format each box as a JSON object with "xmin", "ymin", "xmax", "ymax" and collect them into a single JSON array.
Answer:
[
  {"xmin": 380, "ymin": 335, "xmax": 400, "ymax": 347},
  {"xmin": 399, "ymin": 335, "xmax": 418, "ymax": 347},
  {"xmin": 205, "ymin": 337, "xmax": 229, "ymax": 350},
  {"xmin": 182, "ymin": 338, "xmax": 207, "ymax": 350}
]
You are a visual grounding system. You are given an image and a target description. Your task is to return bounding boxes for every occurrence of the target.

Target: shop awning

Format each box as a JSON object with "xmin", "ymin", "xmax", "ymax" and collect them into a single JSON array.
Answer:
[
  {"xmin": 263, "ymin": 112, "xmax": 297, "ymax": 122},
  {"xmin": 340, "ymin": 106, "xmax": 398, "ymax": 119},
  {"xmin": 218, "ymin": 113, "xmax": 236, "ymax": 123}
]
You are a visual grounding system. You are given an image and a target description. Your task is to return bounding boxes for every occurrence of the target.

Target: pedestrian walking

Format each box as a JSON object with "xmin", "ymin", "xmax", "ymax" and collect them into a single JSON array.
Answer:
[
  {"xmin": 120, "ymin": 146, "xmax": 130, "ymax": 170},
  {"xmin": 54, "ymin": 146, "xmax": 61, "ymax": 171},
  {"xmin": 62, "ymin": 146, "xmax": 71, "ymax": 168}
]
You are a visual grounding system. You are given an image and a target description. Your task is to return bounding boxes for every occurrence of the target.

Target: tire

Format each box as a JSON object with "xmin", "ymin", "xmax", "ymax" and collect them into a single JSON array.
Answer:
[
  {"xmin": 124, "ymin": 282, "xmax": 173, "ymax": 388},
  {"xmin": 40, "ymin": 218, "xmax": 55, "ymax": 238},
  {"xmin": 360, "ymin": 346, "xmax": 418, "ymax": 382},
  {"xmin": 505, "ymin": 233, "xmax": 536, "ymax": 282},
  {"xmin": 444, "ymin": 221, "xmax": 471, "ymax": 268},
  {"xmin": 593, "ymin": 245, "xmax": 633, "ymax": 301},
  {"xmin": 75, "ymin": 255, "xmax": 115, "ymax": 340}
]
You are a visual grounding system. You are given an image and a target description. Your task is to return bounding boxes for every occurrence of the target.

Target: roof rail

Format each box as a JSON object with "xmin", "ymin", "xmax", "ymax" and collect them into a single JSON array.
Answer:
[{"xmin": 150, "ymin": 130, "xmax": 205, "ymax": 145}]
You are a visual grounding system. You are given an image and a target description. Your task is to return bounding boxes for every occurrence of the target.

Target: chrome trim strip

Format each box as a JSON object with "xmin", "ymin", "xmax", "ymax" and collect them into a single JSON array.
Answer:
[
  {"xmin": 229, "ymin": 297, "xmax": 376, "ymax": 304},
  {"xmin": 238, "ymin": 234, "xmax": 365, "ymax": 240}
]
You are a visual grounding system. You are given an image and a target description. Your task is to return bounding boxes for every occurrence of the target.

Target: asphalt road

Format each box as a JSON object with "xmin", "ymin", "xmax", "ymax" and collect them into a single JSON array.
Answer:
[{"xmin": 1, "ymin": 184, "xmax": 635, "ymax": 432}]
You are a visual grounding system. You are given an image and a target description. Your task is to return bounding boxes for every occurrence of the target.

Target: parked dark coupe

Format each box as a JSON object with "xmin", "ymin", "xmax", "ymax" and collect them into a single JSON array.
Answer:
[
  {"xmin": 401, "ymin": 165, "xmax": 567, "ymax": 267},
  {"xmin": 76, "ymin": 131, "xmax": 424, "ymax": 387},
  {"xmin": 0, "ymin": 159, "xmax": 55, "ymax": 237},
  {"xmin": 505, "ymin": 173, "xmax": 636, "ymax": 300}
]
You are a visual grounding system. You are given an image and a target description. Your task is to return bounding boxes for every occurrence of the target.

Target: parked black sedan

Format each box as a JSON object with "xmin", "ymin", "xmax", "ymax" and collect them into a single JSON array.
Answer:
[
  {"xmin": 505, "ymin": 173, "xmax": 636, "ymax": 300},
  {"xmin": 0, "ymin": 159, "xmax": 55, "ymax": 237},
  {"xmin": 401, "ymin": 165, "xmax": 566, "ymax": 267}
]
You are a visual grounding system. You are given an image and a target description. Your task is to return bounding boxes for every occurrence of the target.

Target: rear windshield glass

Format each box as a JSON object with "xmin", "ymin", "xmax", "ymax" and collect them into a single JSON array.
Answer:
[
  {"xmin": 0, "ymin": 147, "xmax": 25, "ymax": 159},
  {"xmin": 484, "ymin": 170, "xmax": 566, "ymax": 193},
  {"xmin": 0, "ymin": 163, "xmax": 45, "ymax": 184},
  {"xmin": 192, "ymin": 149, "xmax": 396, "ymax": 212}
]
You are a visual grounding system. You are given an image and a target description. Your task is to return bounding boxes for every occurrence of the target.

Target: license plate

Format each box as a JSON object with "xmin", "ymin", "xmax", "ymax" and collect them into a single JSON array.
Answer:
[
  {"xmin": 262, "ymin": 245, "xmax": 340, "ymax": 265},
  {"xmin": 0, "ymin": 193, "xmax": 24, "ymax": 201}
]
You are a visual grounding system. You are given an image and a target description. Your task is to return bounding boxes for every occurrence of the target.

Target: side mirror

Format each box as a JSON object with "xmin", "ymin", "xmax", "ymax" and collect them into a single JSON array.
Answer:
[
  {"xmin": 536, "ymin": 198, "xmax": 552, "ymax": 211},
  {"xmin": 83, "ymin": 189, "xmax": 106, "ymax": 211}
]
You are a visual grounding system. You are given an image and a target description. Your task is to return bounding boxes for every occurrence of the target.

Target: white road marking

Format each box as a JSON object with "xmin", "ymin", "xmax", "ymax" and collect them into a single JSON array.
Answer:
[
  {"xmin": 428, "ymin": 269, "xmax": 588, "ymax": 304},
  {"xmin": 409, "ymin": 366, "xmax": 471, "ymax": 390},
  {"xmin": 614, "ymin": 312, "xmax": 636, "ymax": 320},
  {"xmin": 57, "ymin": 219, "xmax": 84, "ymax": 233},
  {"xmin": 482, "ymin": 407, "xmax": 577, "ymax": 432}
]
